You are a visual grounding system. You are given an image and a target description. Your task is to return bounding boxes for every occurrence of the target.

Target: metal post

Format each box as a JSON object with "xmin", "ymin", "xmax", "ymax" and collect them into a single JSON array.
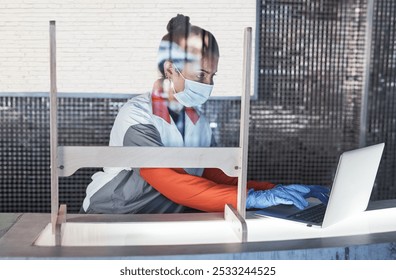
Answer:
[
  {"xmin": 49, "ymin": 21, "xmax": 59, "ymax": 233},
  {"xmin": 359, "ymin": 0, "xmax": 375, "ymax": 147},
  {"xmin": 237, "ymin": 27, "xmax": 252, "ymax": 218}
]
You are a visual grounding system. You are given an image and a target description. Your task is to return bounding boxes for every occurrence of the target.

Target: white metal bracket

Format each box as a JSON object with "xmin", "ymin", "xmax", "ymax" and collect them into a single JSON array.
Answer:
[
  {"xmin": 54, "ymin": 204, "xmax": 67, "ymax": 246},
  {"xmin": 224, "ymin": 204, "xmax": 247, "ymax": 242}
]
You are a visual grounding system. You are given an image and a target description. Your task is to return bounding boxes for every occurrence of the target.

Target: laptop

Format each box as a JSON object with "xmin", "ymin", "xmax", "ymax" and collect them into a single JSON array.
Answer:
[{"xmin": 254, "ymin": 143, "xmax": 385, "ymax": 228}]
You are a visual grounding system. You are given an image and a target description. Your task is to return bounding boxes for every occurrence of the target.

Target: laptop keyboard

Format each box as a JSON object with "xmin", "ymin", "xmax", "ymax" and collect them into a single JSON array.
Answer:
[{"xmin": 287, "ymin": 204, "xmax": 327, "ymax": 224}]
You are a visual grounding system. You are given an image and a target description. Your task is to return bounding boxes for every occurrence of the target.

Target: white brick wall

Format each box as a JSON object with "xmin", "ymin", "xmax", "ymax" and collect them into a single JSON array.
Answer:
[{"xmin": 0, "ymin": 0, "xmax": 256, "ymax": 97}]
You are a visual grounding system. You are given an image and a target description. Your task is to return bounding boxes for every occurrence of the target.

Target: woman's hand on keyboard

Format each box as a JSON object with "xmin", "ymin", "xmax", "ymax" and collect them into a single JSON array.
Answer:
[
  {"xmin": 302, "ymin": 185, "xmax": 330, "ymax": 204},
  {"xmin": 246, "ymin": 185, "xmax": 311, "ymax": 210}
]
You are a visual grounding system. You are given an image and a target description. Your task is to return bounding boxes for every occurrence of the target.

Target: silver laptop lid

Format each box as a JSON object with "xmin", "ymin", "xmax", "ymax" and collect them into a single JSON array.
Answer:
[{"xmin": 322, "ymin": 143, "xmax": 385, "ymax": 228}]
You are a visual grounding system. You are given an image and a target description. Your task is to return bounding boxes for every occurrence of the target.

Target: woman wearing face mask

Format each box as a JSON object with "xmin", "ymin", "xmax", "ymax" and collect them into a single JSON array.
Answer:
[{"xmin": 81, "ymin": 14, "xmax": 329, "ymax": 214}]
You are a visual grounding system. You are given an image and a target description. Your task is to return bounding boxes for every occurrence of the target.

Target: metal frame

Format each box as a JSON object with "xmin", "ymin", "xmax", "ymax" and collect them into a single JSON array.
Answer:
[
  {"xmin": 359, "ymin": 0, "xmax": 375, "ymax": 147},
  {"xmin": 58, "ymin": 147, "xmax": 241, "ymax": 177},
  {"xmin": 49, "ymin": 22, "xmax": 253, "ymax": 244},
  {"xmin": 237, "ymin": 27, "xmax": 252, "ymax": 217},
  {"xmin": 49, "ymin": 21, "xmax": 59, "ymax": 233}
]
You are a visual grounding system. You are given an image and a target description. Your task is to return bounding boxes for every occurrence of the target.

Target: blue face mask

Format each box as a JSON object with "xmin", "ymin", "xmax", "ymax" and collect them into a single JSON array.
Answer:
[{"xmin": 172, "ymin": 66, "xmax": 213, "ymax": 107}]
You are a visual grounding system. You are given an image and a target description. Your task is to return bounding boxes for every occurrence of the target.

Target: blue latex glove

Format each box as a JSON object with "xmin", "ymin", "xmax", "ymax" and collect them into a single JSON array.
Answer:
[
  {"xmin": 303, "ymin": 185, "xmax": 330, "ymax": 205},
  {"xmin": 246, "ymin": 185, "xmax": 311, "ymax": 210}
]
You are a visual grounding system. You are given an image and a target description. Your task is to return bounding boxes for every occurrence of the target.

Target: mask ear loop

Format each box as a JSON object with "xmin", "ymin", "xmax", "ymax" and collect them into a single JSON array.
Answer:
[
  {"xmin": 166, "ymin": 71, "xmax": 178, "ymax": 96},
  {"xmin": 166, "ymin": 68, "xmax": 185, "ymax": 112},
  {"xmin": 173, "ymin": 64, "xmax": 186, "ymax": 80},
  {"xmin": 170, "ymin": 64, "xmax": 187, "ymax": 96}
]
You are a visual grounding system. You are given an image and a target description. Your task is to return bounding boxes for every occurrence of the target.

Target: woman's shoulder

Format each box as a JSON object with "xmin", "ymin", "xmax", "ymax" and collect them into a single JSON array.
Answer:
[
  {"xmin": 125, "ymin": 92, "xmax": 152, "ymax": 110},
  {"xmin": 116, "ymin": 92, "xmax": 154, "ymax": 124},
  {"xmin": 120, "ymin": 92, "xmax": 151, "ymax": 112}
]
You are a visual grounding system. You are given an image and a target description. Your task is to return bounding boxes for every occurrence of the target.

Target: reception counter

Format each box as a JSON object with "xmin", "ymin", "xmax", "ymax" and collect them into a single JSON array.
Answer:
[{"xmin": 1, "ymin": 200, "xmax": 396, "ymax": 259}]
